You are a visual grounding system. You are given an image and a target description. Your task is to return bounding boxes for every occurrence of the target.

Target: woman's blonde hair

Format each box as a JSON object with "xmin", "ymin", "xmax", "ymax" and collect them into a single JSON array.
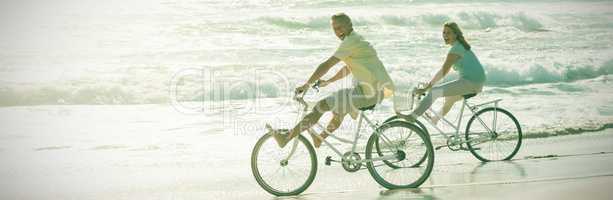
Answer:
[{"xmin": 444, "ymin": 22, "xmax": 471, "ymax": 50}]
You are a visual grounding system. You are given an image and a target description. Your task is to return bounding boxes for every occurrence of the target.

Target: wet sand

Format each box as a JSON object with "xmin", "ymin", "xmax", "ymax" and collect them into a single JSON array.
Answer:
[{"xmin": 259, "ymin": 129, "xmax": 613, "ymax": 200}]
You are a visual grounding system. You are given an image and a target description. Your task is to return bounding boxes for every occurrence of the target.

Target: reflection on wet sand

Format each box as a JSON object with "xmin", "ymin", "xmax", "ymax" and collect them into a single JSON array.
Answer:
[
  {"xmin": 378, "ymin": 188, "xmax": 439, "ymax": 200},
  {"xmin": 468, "ymin": 161, "xmax": 527, "ymax": 183},
  {"xmin": 372, "ymin": 161, "xmax": 525, "ymax": 200}
]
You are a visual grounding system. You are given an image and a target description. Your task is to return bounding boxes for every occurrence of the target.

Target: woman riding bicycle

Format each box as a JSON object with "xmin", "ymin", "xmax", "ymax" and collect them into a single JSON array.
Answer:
[{"xmin": 401, "ymin": 22, "xmax": 486, "ymax": 123}]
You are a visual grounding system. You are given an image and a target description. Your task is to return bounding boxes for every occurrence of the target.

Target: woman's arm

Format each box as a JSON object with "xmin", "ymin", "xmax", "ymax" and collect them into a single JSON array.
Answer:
[{"xmin": 424, "ymin": 53, "xmax": 460, "ymax": 90}]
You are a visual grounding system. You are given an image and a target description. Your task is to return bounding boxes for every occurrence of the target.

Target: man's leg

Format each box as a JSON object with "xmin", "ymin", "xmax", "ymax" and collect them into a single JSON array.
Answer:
[
  {"xmin": 309, "ymin": 112, "xmax": 344, "ymax": 148},
  {"xmin": 272, "ymin": 100, "xmax": 330, "ymax": 147}
]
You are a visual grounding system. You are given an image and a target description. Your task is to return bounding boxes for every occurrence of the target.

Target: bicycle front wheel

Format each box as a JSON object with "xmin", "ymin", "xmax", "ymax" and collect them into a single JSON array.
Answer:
[
  {"xmin": 377, "ymin": 117, "xmax": 429, "ymax": 169},
  {"xmin": 465, "ymin": 107, "xmax": 522, "ymax": 162},
  {"xmin": 251, "ymin": 134, "xmax": 317, "ymax": 196},
  {"xmin": 365, "ymin": 121, "xmax": 434, "ymax": 189}
]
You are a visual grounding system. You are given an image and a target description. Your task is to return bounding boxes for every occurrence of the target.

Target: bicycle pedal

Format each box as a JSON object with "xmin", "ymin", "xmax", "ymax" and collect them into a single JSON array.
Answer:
[
  {"xmin": 325, "ymin": 156, "xmax": 340, "ymax": 166},
  {"xmin": 325, "ymin": 156, "xmax": 332, "ymax": 166},
  {"xmin": 458, "ymin": 144, "xmax": 473, "ymax": 151}
]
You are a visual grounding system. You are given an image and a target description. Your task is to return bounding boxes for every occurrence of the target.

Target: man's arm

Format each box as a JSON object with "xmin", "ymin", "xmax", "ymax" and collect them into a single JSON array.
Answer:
[
  {"xmin": 307, "ymin": 56, "xmax": 340, "ymax": 85},
  {"xmin": 296, "ymin": 56, "xmax": 340, "ymax": 93},
  {"xmin": 322, "ymin": 65, "xmax": 349, "ymax": 86}
]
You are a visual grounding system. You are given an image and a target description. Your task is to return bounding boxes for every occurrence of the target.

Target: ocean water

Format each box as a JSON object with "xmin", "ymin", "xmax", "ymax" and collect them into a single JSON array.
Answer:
[{"xmin": 0, "ymin": 0, "xmax": 612, "ymax": 135}]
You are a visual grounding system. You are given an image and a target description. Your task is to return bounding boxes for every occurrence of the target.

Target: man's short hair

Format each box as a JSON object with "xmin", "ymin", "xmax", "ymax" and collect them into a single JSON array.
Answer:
[{"xmin": 331, "ymin": 13, "xmax": 352, "ymax": 28}]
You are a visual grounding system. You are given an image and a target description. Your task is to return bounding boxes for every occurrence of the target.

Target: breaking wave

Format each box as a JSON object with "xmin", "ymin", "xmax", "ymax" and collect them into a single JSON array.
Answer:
[
  {"xmin": 524, "ymin": 123, "xmax": 613, "ymax": 139},
  {"xmin": 485, "ymin": 59, "xmax": 613, "ymax": 85},
  {"xmin": 1, "ymin": 60, "xmax": 611, "ymax": 106},
  {"xmin": 255, "ymin": 11, "xmax": 547, "ymax": 32}
]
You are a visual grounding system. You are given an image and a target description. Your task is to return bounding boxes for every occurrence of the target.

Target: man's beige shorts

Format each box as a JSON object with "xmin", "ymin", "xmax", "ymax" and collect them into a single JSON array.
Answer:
[{"xmin": 323, "ymin": 87, "xmax": 383, "ymax": 119}]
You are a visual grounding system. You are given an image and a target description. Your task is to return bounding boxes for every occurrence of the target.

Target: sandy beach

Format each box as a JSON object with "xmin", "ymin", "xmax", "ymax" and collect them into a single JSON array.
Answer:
[{"xmin": 1, "ymin": 104, "xmax": 612, "ymax": 200}]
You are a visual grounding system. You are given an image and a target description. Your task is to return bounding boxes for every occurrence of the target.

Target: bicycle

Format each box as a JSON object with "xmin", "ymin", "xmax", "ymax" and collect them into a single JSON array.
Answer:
[
  {"xmin": 250, "ymin": 83, "xmax": 435, "ymax": 196},
  {"xmin": 383, "ymin": 85, "xmax": 522, "ymax": 163}
]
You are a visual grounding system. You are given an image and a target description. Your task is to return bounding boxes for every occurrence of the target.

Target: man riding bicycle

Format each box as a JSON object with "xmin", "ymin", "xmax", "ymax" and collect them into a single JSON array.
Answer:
[{"xmin": 271, "ymin": 13, "xmax": 400, "ymax": 148}]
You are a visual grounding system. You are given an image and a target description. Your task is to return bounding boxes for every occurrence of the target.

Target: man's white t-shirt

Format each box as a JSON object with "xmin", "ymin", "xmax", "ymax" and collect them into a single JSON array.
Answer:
[{"xmin": 332, "ymin": 31, "xmax": 403, "ymax": 112}]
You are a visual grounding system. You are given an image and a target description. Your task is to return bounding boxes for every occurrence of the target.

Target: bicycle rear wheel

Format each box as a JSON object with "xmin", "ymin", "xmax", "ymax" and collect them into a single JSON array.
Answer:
[
  {"xmin": 365, "ymin": 121, "xmax": 434, "ymax": 189},
  {"xmin": 251, "ymin": 134, "xmax": 317, "ymax": 196},
  {"xmin": 465, "ymin": 107, "xmax": 522, "ymax": 162}
]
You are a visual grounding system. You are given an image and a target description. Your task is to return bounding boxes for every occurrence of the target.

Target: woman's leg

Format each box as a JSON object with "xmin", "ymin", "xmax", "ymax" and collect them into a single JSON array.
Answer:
[
  {"xmin": 411, "ymin": 79, "xmax": 480, "ymax": 117},
  {"xmin": 442, "ymin": 95, "xmax": 463, "ymax": 117},
  {"xmin": 430, "ymin": 95, "xmax": 463, "ymax": 124}
]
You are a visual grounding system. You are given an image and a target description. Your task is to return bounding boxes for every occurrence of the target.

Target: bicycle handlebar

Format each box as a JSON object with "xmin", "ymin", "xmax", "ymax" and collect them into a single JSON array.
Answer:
[
  {"xmin": 296, "ymin": 80, "xmax": 425, "ymax": 110},
  {"xmin": 293, "ymin": 80, "xmax": 321, "ymax": 110},
  {"xmin": 295, "ymin": 82, "xmax": 426, "ymax": 112}
]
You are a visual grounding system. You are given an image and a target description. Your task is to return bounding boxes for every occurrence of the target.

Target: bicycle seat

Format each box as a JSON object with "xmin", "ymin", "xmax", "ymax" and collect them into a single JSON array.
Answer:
[
  {"xmin": 463, "ymin": 93, "xmax": 477, "ymax": 100},
  {"xmin": 359, "ymin": 104, "xmax": 376, "ymax": 111}
]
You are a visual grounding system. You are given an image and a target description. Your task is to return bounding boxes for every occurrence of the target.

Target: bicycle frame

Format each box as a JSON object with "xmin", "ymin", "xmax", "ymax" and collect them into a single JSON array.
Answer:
[
  {"xmin": 309, "ymin": 111, "xmax": 398, "ymax": 164},
  {"xmin": 283, "ymin": 89, "xmax": 399, "ymax": 164},
  {"xmin": 417, "ymin": 94, "xmax": 503, "ymax": 147}
]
